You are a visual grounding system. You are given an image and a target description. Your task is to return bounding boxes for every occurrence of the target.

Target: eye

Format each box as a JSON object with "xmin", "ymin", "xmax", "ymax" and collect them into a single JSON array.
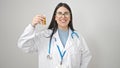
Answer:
[
  {"xmin": 57, "ymin": 12, "xmax": 62, "ymax": 15},
  {"xmin": 56, "ymin": 11, "xmax": 70, "ymax": 17},
  {"xmin": 64, "ymin": 12, "xmax": 70, "ymax": 15}
]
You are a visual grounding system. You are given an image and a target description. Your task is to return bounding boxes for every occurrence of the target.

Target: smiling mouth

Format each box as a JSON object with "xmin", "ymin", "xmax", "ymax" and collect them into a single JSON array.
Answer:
[{"xmin": 60, "ymin": 19, "xmax": 66, "ymax": 23}]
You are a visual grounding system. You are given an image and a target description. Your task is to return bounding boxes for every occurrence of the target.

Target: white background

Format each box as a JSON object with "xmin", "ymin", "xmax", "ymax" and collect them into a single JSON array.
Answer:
[{"xmin": 0, "ymin": 0, "xmax": 120, "ymax": 68}]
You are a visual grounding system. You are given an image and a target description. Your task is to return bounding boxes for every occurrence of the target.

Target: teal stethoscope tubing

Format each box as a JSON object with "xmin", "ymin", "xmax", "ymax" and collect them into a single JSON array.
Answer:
[{"xmin": 47, "ymin": 31, "xmax": 79, "ymax": 62}]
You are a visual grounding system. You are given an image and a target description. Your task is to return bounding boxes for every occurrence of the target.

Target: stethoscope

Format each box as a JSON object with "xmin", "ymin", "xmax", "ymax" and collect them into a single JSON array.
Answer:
[{"xmin": 47, "ymin": 31, "xmax": 79, "ymax": 65}]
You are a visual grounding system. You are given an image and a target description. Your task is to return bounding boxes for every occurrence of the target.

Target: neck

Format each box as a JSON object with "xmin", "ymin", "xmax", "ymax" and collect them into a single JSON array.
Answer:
[{"xmin": 58, "ymin": 26, "xmax": 68, "ymax": 31}]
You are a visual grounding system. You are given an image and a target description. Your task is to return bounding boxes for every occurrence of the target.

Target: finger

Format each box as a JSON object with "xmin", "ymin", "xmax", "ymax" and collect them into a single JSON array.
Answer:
[
  {"xmin": 38, "ymin": 14, "xmax": 46, "ymax": 19},
  {"xmin": 34, "ymin": 14, "xmax": 46, "ymax": 25},
  {"xmin": 35, "ymin": 16, "xmax": 44, "ymax": 21}
]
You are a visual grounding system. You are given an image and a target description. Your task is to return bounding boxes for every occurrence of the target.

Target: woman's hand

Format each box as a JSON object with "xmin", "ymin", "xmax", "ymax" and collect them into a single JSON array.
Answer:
[{"xmin": 32, "ymin": 15, "xmax": 46, "ymax": 27}]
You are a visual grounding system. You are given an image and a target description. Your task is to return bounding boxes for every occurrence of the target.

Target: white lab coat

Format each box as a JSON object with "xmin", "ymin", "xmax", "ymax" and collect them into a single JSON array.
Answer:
[{"xmin": 18, "ymin": 24, "xmax": 92, "ymax": 68}]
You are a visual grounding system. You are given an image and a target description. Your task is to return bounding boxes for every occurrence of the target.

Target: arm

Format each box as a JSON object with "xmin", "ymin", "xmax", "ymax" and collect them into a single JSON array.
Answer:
[
  {"xmin": 17, "ymin": 24, "xmax": 39, "ymax": 53},
  {"xmin": 80, "ymin": 36, "xmax": 92, "ymax": 68},
  {"xmin": 17, "ymin": 14, "xmax": 46, "ymax": 53}
]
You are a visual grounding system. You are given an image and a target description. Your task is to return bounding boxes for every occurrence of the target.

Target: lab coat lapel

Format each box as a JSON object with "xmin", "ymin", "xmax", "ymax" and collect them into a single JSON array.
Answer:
[
  {"xmin": 53, "ymin": 30, "xmax": 64, "ymax": 51},
  {"xmin": 53, "ymin": 29, "xmax": 74, "ymax": 51},
  {"xmin": 65, "ymin": 29, "xmax": 73, "ymax": 50}
]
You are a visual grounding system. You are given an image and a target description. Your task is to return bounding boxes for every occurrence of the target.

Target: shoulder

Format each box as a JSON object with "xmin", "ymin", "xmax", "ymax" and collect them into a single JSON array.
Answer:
[{"xmin": 72, "ymin": 30, "xmax": 85, "ymax": 40}]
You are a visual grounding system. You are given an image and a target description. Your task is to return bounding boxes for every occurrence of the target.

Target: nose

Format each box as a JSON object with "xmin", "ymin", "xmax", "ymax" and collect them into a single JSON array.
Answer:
[{"xmin": 61, "ymin": 14, "xmax": 65, "ymax": 18}]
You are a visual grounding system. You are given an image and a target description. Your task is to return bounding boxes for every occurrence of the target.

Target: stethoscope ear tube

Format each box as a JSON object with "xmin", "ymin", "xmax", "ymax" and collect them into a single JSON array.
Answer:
[{"xmin": 71, "ymin": 31, "xmax": 79, "ymax": 39}]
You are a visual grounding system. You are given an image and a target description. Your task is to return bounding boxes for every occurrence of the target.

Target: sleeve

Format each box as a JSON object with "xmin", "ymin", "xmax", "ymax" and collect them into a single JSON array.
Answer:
[
  {"xmin": 80, "ymin": 36, "xmax": 92, "ymax": 68},
  {"xmin": 17, "ymin": 24, "xmax": 39, "ymax": 53}
]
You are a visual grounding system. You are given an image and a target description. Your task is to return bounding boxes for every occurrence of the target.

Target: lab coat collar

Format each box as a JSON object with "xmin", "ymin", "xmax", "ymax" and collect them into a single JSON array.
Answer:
[{"xmin": 53, "ymin": 28, "xmax": 73, "ymax": 50}]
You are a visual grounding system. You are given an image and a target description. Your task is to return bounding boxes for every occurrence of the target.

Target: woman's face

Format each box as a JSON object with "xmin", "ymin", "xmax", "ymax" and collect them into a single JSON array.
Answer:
[{"xmin": 55, "ymin": 6, "xmax": 70, "ymax": 30}]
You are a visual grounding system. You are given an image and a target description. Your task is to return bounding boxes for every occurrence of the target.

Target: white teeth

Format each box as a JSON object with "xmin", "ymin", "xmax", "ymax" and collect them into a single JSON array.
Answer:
[{"xmin": 61, "ymin": 20, "xmax": 66, "ymax": 22}]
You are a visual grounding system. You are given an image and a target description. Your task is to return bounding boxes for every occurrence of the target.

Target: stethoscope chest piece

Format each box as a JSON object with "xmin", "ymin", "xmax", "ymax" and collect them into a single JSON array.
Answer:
[
  {"xmin": 47, "ymin": 54, "xmax": 52, "ymax": 60},
  {"xmin": 56, "ymin": 64, "xmax": 66, "ymax": 68}
]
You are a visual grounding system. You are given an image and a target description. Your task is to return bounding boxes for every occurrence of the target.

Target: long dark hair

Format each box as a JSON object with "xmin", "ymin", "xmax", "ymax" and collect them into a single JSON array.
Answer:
[{"xmin": 48, "ymin": 2, "xmax": 75, "ymax": 38}]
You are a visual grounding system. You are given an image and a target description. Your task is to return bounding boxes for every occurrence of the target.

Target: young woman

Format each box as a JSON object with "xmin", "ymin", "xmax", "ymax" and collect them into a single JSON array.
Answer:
[{"xmin": 18, "ymin": 2, "xmax": 92, "ymax": 68}]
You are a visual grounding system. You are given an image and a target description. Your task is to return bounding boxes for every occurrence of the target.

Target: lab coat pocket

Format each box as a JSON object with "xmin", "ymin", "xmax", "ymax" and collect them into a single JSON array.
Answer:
[{"xmin": 68, "ymin": 45, "xmax": 81, "ymax": 68}]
